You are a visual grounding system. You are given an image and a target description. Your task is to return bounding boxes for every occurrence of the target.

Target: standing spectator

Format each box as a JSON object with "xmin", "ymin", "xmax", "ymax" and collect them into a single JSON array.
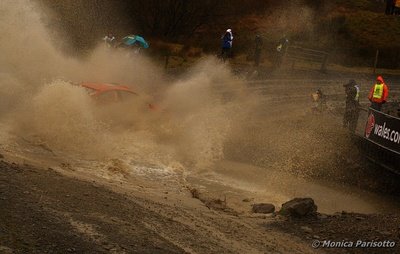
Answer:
[
  {"xmin": 276, "ymin": 36, "xmax": 289, "ymax": 53},
  {"xmin": 220, "ymin": 29, "xmax": 233, "ymax": 62},
  {"xmin": 254, "ymin": 34, "xmax": 263, "ymax": 67},
  {"xmin": 343, "ymin": 80, "xmax": 360, "ymax": 133},
  {"xmin": 311, "ymin": 89, "xmax": 327, "ymax": 113},
  {"xmin": 275, "ymin": 36, "xmax": 289, "ymax": 68},
  {"xmin": 385, "ymin": 0, "xmax": 395, "ymax": 15},
  {"xmin": 103, "ymin": 33, "xmax": 115, "ymax": 48},
  {"xmin": 368, "ymin": 76, "xmax": 389, "ymax": 111}
]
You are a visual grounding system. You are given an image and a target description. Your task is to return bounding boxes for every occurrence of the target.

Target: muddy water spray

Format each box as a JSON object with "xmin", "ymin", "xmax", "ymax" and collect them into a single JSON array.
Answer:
[{"xmin": 0, "ymin": 0, "xmax": 257, "ymax": 169}]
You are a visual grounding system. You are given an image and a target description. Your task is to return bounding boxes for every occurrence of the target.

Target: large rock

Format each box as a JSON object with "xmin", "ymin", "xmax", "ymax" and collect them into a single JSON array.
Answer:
[
  {"xmin": 251, "ymin": 203, "xmax": 275, "ymax": 214},
  {"xmin": 279, "ymin": 198, "xmax": 317, "ymax": 217}
]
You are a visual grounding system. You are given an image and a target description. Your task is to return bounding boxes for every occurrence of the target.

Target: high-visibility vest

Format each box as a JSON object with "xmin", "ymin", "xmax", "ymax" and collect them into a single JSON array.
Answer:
[
  {"xmin": 355, "ymin": 86, "xmax": 360, "ymax": 101},
  {"xmin": 373, "ymin": 83, "xmax": 384, "ymax": 99}
]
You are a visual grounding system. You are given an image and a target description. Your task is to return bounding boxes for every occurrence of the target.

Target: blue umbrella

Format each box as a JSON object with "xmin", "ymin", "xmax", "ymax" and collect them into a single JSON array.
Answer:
[{"xmin": 122, "ymin": 35, "xmax": 149, "ymax": 48}]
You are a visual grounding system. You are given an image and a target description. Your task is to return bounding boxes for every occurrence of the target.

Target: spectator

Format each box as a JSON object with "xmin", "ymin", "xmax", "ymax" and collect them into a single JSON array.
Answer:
[
  {"xmin": 343, "ymin": 80, "xmax": 360, "ymax": 133},
  {"xmin": 311, "ymin": 89, "xmax": 327, "ymax": 113},
  {"xmin": 220, "ymin": 29, "xmax": 233, "ymax": 62},
  {"xmin": 385, "ymin": 0, "xmax": 395, "ymax": 15},
  {"xmin": 102, "ymin": 33, "xmax": 115, "ymax": 48},
  {"xmin": 275, "ymin": 36, "xmax": 289, "ymax": 68},
  {"xmin": 276, "ymin": 36, "xmax": 289, "ymax": 53},
  {"xmin": 368, "ymin": 76, "xmax": 389, "ymax": 111}
]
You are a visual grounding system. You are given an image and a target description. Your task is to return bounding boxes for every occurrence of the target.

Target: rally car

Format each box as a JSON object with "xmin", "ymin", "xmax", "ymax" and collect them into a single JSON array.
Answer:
[{"xmin": 80, "ymin": 82, "xmax": 156, "ymax": 110}]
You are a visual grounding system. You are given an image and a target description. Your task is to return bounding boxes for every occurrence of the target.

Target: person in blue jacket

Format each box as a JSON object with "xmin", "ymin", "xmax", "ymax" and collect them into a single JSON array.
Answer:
[{"xmin": 220, "ymin": 29, "xmax": 233, "ymax": 61}]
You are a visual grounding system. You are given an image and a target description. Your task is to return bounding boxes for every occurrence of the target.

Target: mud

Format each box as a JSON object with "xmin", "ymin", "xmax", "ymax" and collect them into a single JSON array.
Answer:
[{"xmin": 1, "ymin": 160, "xmax": 322, "ymax": 254}]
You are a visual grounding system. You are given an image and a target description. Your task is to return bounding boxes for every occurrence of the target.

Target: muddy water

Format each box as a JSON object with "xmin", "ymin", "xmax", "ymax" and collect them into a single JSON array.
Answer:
[
  {"xmin": 188, "ymin": 160, "xmax": 400, "ymax": 214},
  {"xmin": 3, "ymin": 123, "xmax": 399, "ymax": 216},
  {"xmin": 5, "ymin": 107, "xmax": 398, "ymax": 217},
  {"xmin": 1, "ymin": 77, "xmax": 399, "ymax": 216}
]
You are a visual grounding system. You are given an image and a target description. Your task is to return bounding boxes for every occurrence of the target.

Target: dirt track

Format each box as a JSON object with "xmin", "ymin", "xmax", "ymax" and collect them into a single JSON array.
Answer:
[
  {"xmin": 1, "ymin": 157, "xmax": 399, "ymax": 254},
  {"xmin": 1, "ymin": 160, "xmax": 319, "ymax": 254}
]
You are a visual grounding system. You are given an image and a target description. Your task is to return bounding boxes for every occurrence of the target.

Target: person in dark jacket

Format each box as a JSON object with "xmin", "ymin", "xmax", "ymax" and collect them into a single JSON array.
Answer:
[
  {"xmin": 386, "ymin": 0, "xmax": 395, "ymax": 15},
  {"xmin": 220, "ymin": 29, "xmax": 233, "ymax": 61},
  {"xmin": 343, "ymin": 80, "xmax": 360, "ymax": 133}
]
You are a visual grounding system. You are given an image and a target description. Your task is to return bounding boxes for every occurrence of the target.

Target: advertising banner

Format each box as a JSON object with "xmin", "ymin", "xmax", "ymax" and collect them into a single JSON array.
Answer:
[{"xmin": 364, "ymin": 109, "xmax": 400, "ymax": 155}]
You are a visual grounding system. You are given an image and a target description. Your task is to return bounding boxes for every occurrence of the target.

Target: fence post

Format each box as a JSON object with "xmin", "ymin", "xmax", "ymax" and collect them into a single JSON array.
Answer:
[{"xmin": 373, "ymin": 49, "xmax": 379, "ymax": 74}]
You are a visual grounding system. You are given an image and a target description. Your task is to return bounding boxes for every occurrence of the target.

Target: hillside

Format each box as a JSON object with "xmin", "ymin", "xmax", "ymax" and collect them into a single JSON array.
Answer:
[
  {"xmin": 37, "ymin": 0, "xmax": 400, "ymax": 68},
  {"xmin": 214, "ymin": 0, "xmax": 400, "ymax": 68}
]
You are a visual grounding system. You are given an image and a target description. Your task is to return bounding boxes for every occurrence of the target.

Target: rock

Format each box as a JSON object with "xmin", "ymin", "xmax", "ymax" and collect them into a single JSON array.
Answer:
[
  {"xmin": 242, "ymin": 198, "xmax": 254, "ymax": 202},
  {"xmin": 318, "ymin": 214, "xmax": 328, "ymax": 220},
  {"xmin": 251, "ymin": 203, "xmax": 275, "ymax": 214},
  {"xmin": 279, "ymin": 198, "xmax": 317, "ymax": 217},
  {"xmin": 189, "ymin": 188, "xmax": 200, "ymax": 199},
  {"xmin": 300, "ymin": 226, "xmax": 313, "ymax": 233}
]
